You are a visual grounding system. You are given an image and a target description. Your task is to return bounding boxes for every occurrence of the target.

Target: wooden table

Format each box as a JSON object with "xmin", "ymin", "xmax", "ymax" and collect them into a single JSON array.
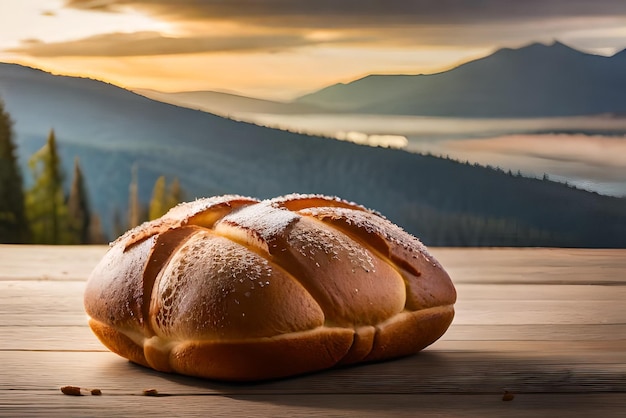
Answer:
[{"xmin": 1, "ymin": 245, "xmax": 625, "ymax": 417}]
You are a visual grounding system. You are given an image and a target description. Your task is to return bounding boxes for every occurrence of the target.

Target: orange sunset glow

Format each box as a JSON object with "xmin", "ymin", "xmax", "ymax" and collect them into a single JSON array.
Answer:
[{"xmin": 2, "ymin": 1, "xmax": 626, "ymax": 99}]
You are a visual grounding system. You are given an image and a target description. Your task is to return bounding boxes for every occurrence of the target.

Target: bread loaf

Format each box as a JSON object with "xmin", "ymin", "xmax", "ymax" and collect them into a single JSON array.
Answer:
[{"xmin": 84, "ymin": 194, "xmax": 456, "ymax": 381}]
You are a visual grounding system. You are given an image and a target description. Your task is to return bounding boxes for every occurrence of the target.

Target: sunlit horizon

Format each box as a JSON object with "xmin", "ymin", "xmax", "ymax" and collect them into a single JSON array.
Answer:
[{"xmin": 2, "ymin": 1, "xmax": 626, "ymax": 100}]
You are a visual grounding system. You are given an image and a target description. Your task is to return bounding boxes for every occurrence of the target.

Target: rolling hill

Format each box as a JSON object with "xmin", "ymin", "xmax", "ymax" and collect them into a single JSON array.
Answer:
[
  {"xmin": 294, "ymin": 41, "xmax": 626, "ymax": 117},
  {"xmin": 135, "ymin": 88, "xmax": 327, "ymax": 116},
  {"xmin": 1, "ymin": 62, "xmax": 626, "ymax": 247}
]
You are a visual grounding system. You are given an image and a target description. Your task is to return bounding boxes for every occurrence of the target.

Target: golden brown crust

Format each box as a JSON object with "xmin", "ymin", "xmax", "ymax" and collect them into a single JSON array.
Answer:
[
  {"xmin": 168, "ymin": 327, "xmax": 355, "ymax": 381},
  {"xmin": 84, "ymin": 194, "xmax": 456, "ymax": 381},
  {"xmin": 84, "ymin": 236, "xmax": 155, "ymax": 331},
  {"xmin": 365, "ymin": 306, "xmax": 455, "ymax": 362},
  {"xmin": 88, "ymin": 319, "xmax": 149, "ymax": 368},
  {"xmin": 337, "ymin": 325, "xmax": 376, "ymax": 365},
  {"xmin": 148, "ymin": 230, "xmax": 325, "ymax": 341},
  {"xmin": 278, "ymin": 217, "xmax": 406, "ymax": 327},
  {"xmin": 115, "ymin": 195, "xmax": 259, "ymax": 250},
  {"xmin": 298, "ymin": 206, "xmax": 457, "ymax": 310}
]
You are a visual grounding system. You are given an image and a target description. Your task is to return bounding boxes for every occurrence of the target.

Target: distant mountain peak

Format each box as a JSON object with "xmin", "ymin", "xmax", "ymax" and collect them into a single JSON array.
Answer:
[
  {"xmin": 547, "ymin": 40, "xmax": 573, "ymax": 49},
  {"xmin": 613, "ymin": 47, "xmax": 626, "ymax": 59},
  {"xmin": 545, "ymin": 40, "xmax": 584, "ymax": 54},
  {"xmin": 530, "ymin": 40, "xmax": 573, "ymax": 49},
  {"xmin": 294, "ymin": 38, "xmax": 626, "ymax": 117},
  {"xmin": 494, "ymin": 40, "xmax": 582, "ymax": 58}
]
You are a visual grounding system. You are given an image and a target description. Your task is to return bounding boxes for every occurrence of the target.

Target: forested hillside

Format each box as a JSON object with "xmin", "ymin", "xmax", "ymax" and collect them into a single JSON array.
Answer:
[{"xmin": 2, "ymin": 62, "xmax": 625, "ymax": 247}]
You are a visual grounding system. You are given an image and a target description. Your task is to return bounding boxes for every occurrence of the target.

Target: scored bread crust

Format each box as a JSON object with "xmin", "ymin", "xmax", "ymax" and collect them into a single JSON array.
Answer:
[{"xmin": 84, "ymin": 194, "xmax": 456, "ymax": 381}]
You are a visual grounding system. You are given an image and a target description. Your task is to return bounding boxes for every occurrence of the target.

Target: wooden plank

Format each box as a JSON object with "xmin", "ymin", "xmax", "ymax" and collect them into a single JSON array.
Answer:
[
  {"xmin": 2, "ymin": 279, "xmax": 625, "ymax": 352},
  {"xmin": 430, "ymin": 340, "xmax": 626, "ymax": 357},
  {"xmin": 1, "ymin": 246, "xmax": 625, "ymax": 416},
  {"xmin": 0, "ymin": 282, "xmax": 85, "ymax": 325},
  {"xmin": 442, "ymin": 324, "xmax": 626, "ymax": 341},
  {"xmin": 457, "ymin": 283, "xmax": 626, "ymax": 300},
  {"xmin": 2, "ymin": 349, "xmax": 625, "ymax": 395},
  {"xmin": 6, "ymin": 295, "xmax": 624, "ymax": 326},
  {"xmin": 3, "ymin": 281, "xmax": 625, "ymax": 326},
  {"xmin": 4, "ymin": 324, "xmax": 626, "ymax": 352},
  {"xmin": 5, "ymin": 280, "xmax": 626, "ymax": 310},
  {"xmin": 0, "ymin": 245, "xmax": 107, "ymax": 281},
  {"xmin": 453, "ymin": 299, "xmax": 626, "ymax": 325},
  {"xmin": 432, "ymin": 248, "xmax": 626, "ymax": 285},
  {"xmin": 2, "ymin": 325, "xmax": 625, "ymax": 354},
  {"xmin": 1, "ymin": 392, "xmax": 625, "ymax": 418},
  {"xmin": 2, "ymin": 245, "xmax": 626, "ymax": 285},
  {"xmin": 1, "ymin": 391, "xmax": 624, "ymax": 418},
  {"xmin": 0, "ymin": 326, "xmax": 105, "ymax": 351},
  {"xmin": 7, "ymin": 281, "xmax": 626, "ymax": 315}
]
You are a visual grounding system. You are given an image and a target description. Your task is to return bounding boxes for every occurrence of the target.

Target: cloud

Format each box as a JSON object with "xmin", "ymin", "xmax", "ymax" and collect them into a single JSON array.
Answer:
[
  {"xmin": 11, "ymin": 1, "xmax": 624, "ymax": 59},
  {"xmin": 66, "ymin": 0, "xmax": 118, "ymax": 13},
  {"xmin": 64, "ymin": 0, "xmax": 626, "ymax": 27},
  {"xmin": 57, "ymin": 0, "xmax": 626, "ymax": 56},
  {"xmin": 6, "ymin": 31, "xmax": 339, "ymax": 57}
]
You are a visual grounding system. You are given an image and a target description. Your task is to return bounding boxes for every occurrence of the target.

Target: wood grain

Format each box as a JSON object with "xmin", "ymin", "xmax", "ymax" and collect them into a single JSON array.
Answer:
[
  {"xmin": 0, "ymin": 245, "xmax": 624, "ymax": 416},
  {"xmin": 2, "ymin": 392, "xmax": 625, "ymax": 418}
]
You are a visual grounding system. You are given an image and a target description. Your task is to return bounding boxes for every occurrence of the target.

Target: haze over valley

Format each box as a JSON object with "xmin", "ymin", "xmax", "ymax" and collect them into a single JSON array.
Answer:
[{"xmin": 137, "ymin": 42, "xmax": 626, "ymax": 197}]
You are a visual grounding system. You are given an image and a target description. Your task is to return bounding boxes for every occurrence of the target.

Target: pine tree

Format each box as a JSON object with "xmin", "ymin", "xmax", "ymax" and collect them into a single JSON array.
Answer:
[
  {"xmin": 88, "ymin": 213, "xmax": 107, "ymax": 244},
  {"xmin": 0, "ymin": 99, "xmax": 30, "ymax": 243},
  {"xmin": 67, "ymin": 157, "xmax": 91, "ymax": 243},
  {"xmin": 148, "ymin": 175, "xmax": 167, "ymax": 220},
  {"xmin": 112, "ymin": 207, "xmax": 126, "ymax": 239},
  {"xmin": 149, "ymin": 176, "xmax": 184, "ymax": 221},
  {"xmin": 26, "ymin": 129, "xmax": 70, "ymax": 244},
  {"xmin": 128, "ymin": 164, "xmax": 143, "ymax": 228},
  {"xmin": 166, "ymin": 177, "xmax": 183, "ymax": 209}
]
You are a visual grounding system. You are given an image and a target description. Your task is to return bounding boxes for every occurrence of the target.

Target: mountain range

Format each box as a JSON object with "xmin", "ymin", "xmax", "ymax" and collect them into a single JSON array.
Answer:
[
  {"xmin": 294, "ymin": 41, "xmax": 626, "ymax": 117},
  {"xmin": 139, "ymin": 41, "xmax": 626, "ymax": 118},
  {"xmin": 1, "ymin": 44, "xmax": 626, "ymax": 247}
]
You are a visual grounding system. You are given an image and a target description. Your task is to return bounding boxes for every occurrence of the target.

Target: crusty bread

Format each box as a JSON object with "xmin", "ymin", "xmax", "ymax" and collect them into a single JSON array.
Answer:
[{"xmin": 84, "ymin": 194, "xmax": 456, "ymax": 381}]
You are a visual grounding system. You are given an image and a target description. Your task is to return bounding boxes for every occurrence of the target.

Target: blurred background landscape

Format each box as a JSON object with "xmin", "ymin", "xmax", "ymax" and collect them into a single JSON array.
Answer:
[{"xmin": 1, "ymin": 1, "xmax": 625, "ymax": 247}]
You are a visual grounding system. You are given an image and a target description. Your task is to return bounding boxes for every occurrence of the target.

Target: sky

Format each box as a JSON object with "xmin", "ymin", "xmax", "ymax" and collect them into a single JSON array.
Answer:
[{"xmin": 1, "ymin": 1, "xmax": 626, "ymax": 100}]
